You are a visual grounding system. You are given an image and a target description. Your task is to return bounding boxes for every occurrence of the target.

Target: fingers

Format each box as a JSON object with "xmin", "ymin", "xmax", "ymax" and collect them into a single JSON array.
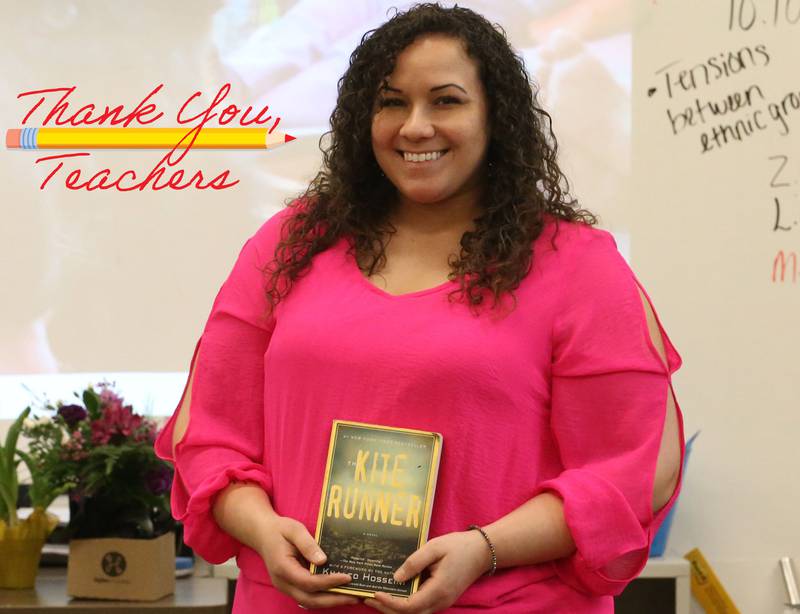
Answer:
[
  {"xmin": 363, "ymin": 594, "xmax": 398, "ymax": 613},
  {"xmin": 384, "ymin": 580, "xmax": 447, "ymax": 613},
  {"xmin": 364, "ymin": 592, "xmax": 408, "ymax": 613},
  {"xmin": 272, "ymin": 558, "xmax": 357, "ymax": 608},
  {"xmin": 291, "ymin": 587, "xmax": 361, "ymax": 610},
  {"xmin": 279, "ymin": 556, "xmax": 352, "ymax": 593},
  {"xmin": 267, "ymin": 517, "xmax": 357, "ymax": 607},
  {"xmin": 365, "ymin": 568, "xmax": 446, "ymax": 613},
  {"xmin": 276, "ymin": 519, "xmax": 351, "ymax": 590},
  {"xmin": 393, "ymin": 542, "xmax": 440, "ymax": 583},
  {"xmin": 285, "ymin": 519, "xmax": 328, "ymax": 567},
  {"xmin": 365, "ymin": 590, "xmax": 436, "ymax": 614},
  {"xmin": 365, "ymin": 539, "xmax": 457, "ymax": 613}
]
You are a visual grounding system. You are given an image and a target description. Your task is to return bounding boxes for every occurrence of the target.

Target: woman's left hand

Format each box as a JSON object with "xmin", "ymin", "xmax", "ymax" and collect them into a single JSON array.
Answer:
[{"xmin": 363, "ymin": 529, "xmax": 492, "ymax": 614}]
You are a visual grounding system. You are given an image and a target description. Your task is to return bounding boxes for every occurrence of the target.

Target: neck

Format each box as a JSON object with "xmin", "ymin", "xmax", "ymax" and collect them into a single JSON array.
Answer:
[{"xmin": 389, "ymin": 190, "xmax": 483, "ymax": 238}]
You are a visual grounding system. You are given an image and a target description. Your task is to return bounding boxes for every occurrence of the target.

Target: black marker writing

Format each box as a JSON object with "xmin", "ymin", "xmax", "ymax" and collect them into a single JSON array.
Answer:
[
  {"xmin": 769, "ymin": 155, "xmax": 791, "ymax": 187},
  {"xmin": 661, "ymin": 44, "xmax": 770, "ymax": 99}
]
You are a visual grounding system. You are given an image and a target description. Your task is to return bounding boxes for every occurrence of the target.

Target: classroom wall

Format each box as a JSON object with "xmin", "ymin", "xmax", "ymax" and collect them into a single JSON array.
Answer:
[{"xmin": 2, "ymin": 2, "xmax": 798, "ymax": 612}]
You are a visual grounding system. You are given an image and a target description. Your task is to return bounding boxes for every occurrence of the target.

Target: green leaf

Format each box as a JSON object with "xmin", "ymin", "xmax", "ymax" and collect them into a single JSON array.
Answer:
[
  {"xmin": 0, "ymin": 407, "xmax": 31, "ymax": 519},
  {"xmin": 83, "ymin": 388, "xmax": 101, "ymax": 420},
  {"xmin": 0, "ymin": 472, "xmax": 18, "ymax": 526},
  {"xmin": 17, "ymin": 449, "xmax": 45, "ymax": 508},
  {"xmin": 0, "ymin": 490, "xmax": 7, "ymax": 523},
  {"xmin": 3, "ymin": 407, "xmax": 30, "ymax": 475}
]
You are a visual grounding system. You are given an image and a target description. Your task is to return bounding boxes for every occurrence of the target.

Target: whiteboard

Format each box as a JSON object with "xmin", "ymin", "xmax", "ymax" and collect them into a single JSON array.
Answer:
[{"xmin": 633, "ymin": 1, "xmax": 799, "ymax": 611}]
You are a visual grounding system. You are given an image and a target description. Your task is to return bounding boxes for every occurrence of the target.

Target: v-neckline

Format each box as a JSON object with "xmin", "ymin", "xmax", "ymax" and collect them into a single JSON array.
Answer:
[{"xmin": 337, "ymin": 237, "xmax": 457, "ymax": 299}]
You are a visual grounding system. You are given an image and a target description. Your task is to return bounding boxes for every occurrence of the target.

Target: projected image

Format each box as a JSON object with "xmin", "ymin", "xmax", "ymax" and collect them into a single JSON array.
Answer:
[
  {"xmin": 0, "ymin": 0, "xmax": 631, "ymax": 414},
  {"xmin": 213, "ymin": 0, "xmax": 631, "ymax": 226}
]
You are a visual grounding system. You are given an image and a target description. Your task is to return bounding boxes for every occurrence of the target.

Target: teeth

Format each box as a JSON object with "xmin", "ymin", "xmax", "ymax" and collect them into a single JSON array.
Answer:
[{"xmin": 403, "ymin": 150, "xmax": 445, "ymax": 162}]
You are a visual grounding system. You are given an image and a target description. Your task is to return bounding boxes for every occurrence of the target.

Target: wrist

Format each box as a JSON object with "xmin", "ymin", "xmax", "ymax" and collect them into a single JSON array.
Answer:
[
  {"xmin": 212, "ymin": 481, "xmax": 280, "ymax": 556},
  {"xmin": 467, "ymin": 525, "xmax": 497, "ymax": 576},
  {"xmin": 253, "ymin": 516, "xmax": 281, "ymax": 561}
]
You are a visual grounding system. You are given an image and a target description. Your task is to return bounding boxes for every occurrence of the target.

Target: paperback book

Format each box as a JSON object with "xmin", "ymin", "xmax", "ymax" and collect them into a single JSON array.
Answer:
[{"xmin": 310, "ymin": 420, "xmax": 443, "ymax": 598}]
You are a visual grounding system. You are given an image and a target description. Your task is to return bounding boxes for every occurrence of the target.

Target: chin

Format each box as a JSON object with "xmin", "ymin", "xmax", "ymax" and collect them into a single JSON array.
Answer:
[
  {"xmin": 397, "ymin": 186, "xmax": 450, "ymax": 205},
  {"xmin": 405, "ymin": 194, "xmax": 446, "ymax": 205}
]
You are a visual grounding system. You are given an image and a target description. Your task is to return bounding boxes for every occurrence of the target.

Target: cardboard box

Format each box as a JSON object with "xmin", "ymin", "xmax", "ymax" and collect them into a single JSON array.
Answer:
[{"xmin": 67, "ymin": 532, "xmax": 175, "ymax": 601}]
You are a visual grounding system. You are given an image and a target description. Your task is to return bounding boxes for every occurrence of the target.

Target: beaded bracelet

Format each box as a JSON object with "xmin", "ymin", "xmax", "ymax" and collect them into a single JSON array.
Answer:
[{"xmin": 467, "ymin": 524, "xmax": 497, "ymax": 576}]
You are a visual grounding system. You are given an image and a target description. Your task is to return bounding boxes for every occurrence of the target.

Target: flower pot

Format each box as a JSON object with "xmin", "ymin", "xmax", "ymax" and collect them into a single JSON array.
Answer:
[
  {"xmin": 67, "ymin": 532, "xmax": 176, "ymax": 600},
  {"xmin": 0, "ymin": 509, "xmax": 58, "ymax": 589},
  {"xmin": 0, "ymin": 534, "xmax": 46, "ymax": 589}
]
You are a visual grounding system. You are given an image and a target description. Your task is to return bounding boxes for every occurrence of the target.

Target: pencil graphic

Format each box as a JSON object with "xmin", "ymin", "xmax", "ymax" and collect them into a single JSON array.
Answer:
[{"xmin": 6, "ymin": 127, "xmax": 295, "ymax": 150}]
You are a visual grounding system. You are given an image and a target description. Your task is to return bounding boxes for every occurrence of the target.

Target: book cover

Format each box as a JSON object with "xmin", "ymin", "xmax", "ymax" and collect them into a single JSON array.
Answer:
[{"xmin": 310, "ymin": 420, "xmax": 443, "ymax": 598}]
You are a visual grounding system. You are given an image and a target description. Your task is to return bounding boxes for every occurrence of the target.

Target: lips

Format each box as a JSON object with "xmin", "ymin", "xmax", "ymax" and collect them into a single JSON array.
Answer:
[{"xmin": 400, "ymin": 149, "xmax": 449, "ymax": 163}]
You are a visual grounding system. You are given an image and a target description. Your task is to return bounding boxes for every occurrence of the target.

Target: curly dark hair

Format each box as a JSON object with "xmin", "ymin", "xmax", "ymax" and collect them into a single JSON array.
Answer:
[{"xmin": 265, "ymin": 2, "xmax": 596, "ymax": 315}]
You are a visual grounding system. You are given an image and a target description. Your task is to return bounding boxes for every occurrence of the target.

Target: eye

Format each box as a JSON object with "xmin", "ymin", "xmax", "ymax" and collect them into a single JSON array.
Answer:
[
  {"xmin": 377, "ymin": 97, "xmax": 404, "ymax": 108},
  {"xmin": 434, "ymin": 96, "xmax": 462, "ymax": 105}
]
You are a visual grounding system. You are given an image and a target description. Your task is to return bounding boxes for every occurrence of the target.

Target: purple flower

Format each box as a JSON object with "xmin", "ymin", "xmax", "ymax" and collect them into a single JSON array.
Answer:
[
  {"xmin": 58, "ymin": 404, "xmax": 87, "ymax": 427},
  {"xmin": 98, "ymin": 383, "xmax": 124, "ymax": 408},
  {"xmin": 145, "ymin": 465, "xmax": 173, "ymax": 496}
]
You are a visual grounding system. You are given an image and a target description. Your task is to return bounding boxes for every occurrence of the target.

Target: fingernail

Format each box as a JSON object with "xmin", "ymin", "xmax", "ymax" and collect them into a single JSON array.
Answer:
[
  {"xmin": 313, "ymin": 550, "xmax": 326, "ymax": 564},
  {"xmin": 393, "ymin": 571, "xmax": 405, "ymax": 582}
]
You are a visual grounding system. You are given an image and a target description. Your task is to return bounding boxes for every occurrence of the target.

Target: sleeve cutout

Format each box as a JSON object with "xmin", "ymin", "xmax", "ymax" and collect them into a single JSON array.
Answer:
[
  {"xmin": 154, "ymin": 336, "xmax": 202, "ymax": 463},
  {"xmin": 151, "ymin": 211, "xmax": 289, "ymax": 565},
  {"xmin": 652, "ymin": 384, "xmax": 681, "ymax": 513},
  {"xmin": 172, "ymin": 342, "xmax": 200, "ymax": 457},
  {"xmin": 541, "ymin": 230, "xmax": 686, "ymax": 596},
  {"xmin": 634, "ymin": 286, "xmax": 683, "ymax": 514},
  {"xmin": 636, "ymin": 286, "xmax": 668, "ymax": 368},
  {"xmin": 652, "ymin": 380, "xmax": 687, "ymax": 525},
  {"xmin": 633, "ymin": 279, "xmax": 682, "ymax": 375}
]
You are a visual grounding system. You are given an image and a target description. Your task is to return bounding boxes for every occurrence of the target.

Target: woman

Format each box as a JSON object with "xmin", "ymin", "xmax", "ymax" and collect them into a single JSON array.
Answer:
[{"xmin": 155, "ymin": 4, "xmax": 684, "ymax": 613}]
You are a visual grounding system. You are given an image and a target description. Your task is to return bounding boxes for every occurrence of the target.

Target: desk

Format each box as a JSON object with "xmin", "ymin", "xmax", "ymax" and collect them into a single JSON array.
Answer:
[
  {"xmin": 210, "ymin": 556, "xmax": 691, "ymax": 613},
  {"xmin": 0, "ymin": 569, "xmax": 228, "ymax": 614}
]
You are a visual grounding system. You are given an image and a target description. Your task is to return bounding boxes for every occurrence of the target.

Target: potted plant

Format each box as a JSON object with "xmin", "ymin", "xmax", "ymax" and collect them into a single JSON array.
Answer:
[
  {"xmin": 20, "ymin": 382, "xmax": 176, "ymax": 600},
  {"xmin": 0, "ymin": 408, "xmax": 65, "ymax": 589}
]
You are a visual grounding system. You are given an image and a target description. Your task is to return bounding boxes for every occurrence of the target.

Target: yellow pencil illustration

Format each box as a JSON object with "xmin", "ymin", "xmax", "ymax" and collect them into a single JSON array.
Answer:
[{"xmin": 6, "ymin": 127, "xmax": 294, "ymax": 150}]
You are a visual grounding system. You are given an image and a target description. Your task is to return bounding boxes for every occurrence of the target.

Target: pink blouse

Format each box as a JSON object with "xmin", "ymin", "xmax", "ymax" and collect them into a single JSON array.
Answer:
[{"xmin": 155, "ymin": 205, "xmax": 685, "ymax": 613}]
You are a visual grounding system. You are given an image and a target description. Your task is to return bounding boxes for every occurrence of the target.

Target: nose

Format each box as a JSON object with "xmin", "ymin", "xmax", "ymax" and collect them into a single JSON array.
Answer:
[{"xmin": 398, "ymin": 105, "xmax": 435, "ymax": 140}]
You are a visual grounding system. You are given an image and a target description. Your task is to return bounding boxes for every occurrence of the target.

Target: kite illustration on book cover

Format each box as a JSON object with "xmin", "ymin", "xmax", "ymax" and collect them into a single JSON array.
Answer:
[{"xmin": 310, "ymin": 420, "xmax": 443, "ymax": 598}]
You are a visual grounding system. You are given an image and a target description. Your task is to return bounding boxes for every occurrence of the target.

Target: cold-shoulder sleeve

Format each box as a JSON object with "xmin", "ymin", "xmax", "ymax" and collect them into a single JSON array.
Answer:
[
  {"xmin": 154, "ymin": 207, "xmax": 289, "ymax": 564},
  {"xmin": 534, "ymin": 226, "xmax": 685, "ymax": 596}
]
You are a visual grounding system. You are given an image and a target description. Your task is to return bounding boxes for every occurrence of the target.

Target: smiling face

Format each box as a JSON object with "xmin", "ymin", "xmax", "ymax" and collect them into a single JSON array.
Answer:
[{"xmin": 371, "ymin": 34, "xmax": 490, "ymax": 217}]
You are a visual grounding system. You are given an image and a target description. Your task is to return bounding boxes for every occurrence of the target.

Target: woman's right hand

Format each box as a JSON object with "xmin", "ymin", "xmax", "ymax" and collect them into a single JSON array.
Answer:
[{"xmin": 259, "ymin": 515, "xmax": 360, "ymax": 609}]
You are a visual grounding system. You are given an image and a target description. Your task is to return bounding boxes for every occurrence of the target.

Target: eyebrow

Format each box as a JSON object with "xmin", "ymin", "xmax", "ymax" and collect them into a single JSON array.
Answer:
[{"xmin": 381, "ymin": 83, "xmax": 468, "ymax": 95}]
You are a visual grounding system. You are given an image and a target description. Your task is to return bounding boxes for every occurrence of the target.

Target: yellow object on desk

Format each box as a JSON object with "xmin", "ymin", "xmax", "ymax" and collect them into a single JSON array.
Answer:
[
  {"xmin": 684, "ymin": 548, "xmax": 741, "ymax": 614},
  {"xmin": 0, "ymin": 508, "xmax": 59, "ymax": 589}
]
